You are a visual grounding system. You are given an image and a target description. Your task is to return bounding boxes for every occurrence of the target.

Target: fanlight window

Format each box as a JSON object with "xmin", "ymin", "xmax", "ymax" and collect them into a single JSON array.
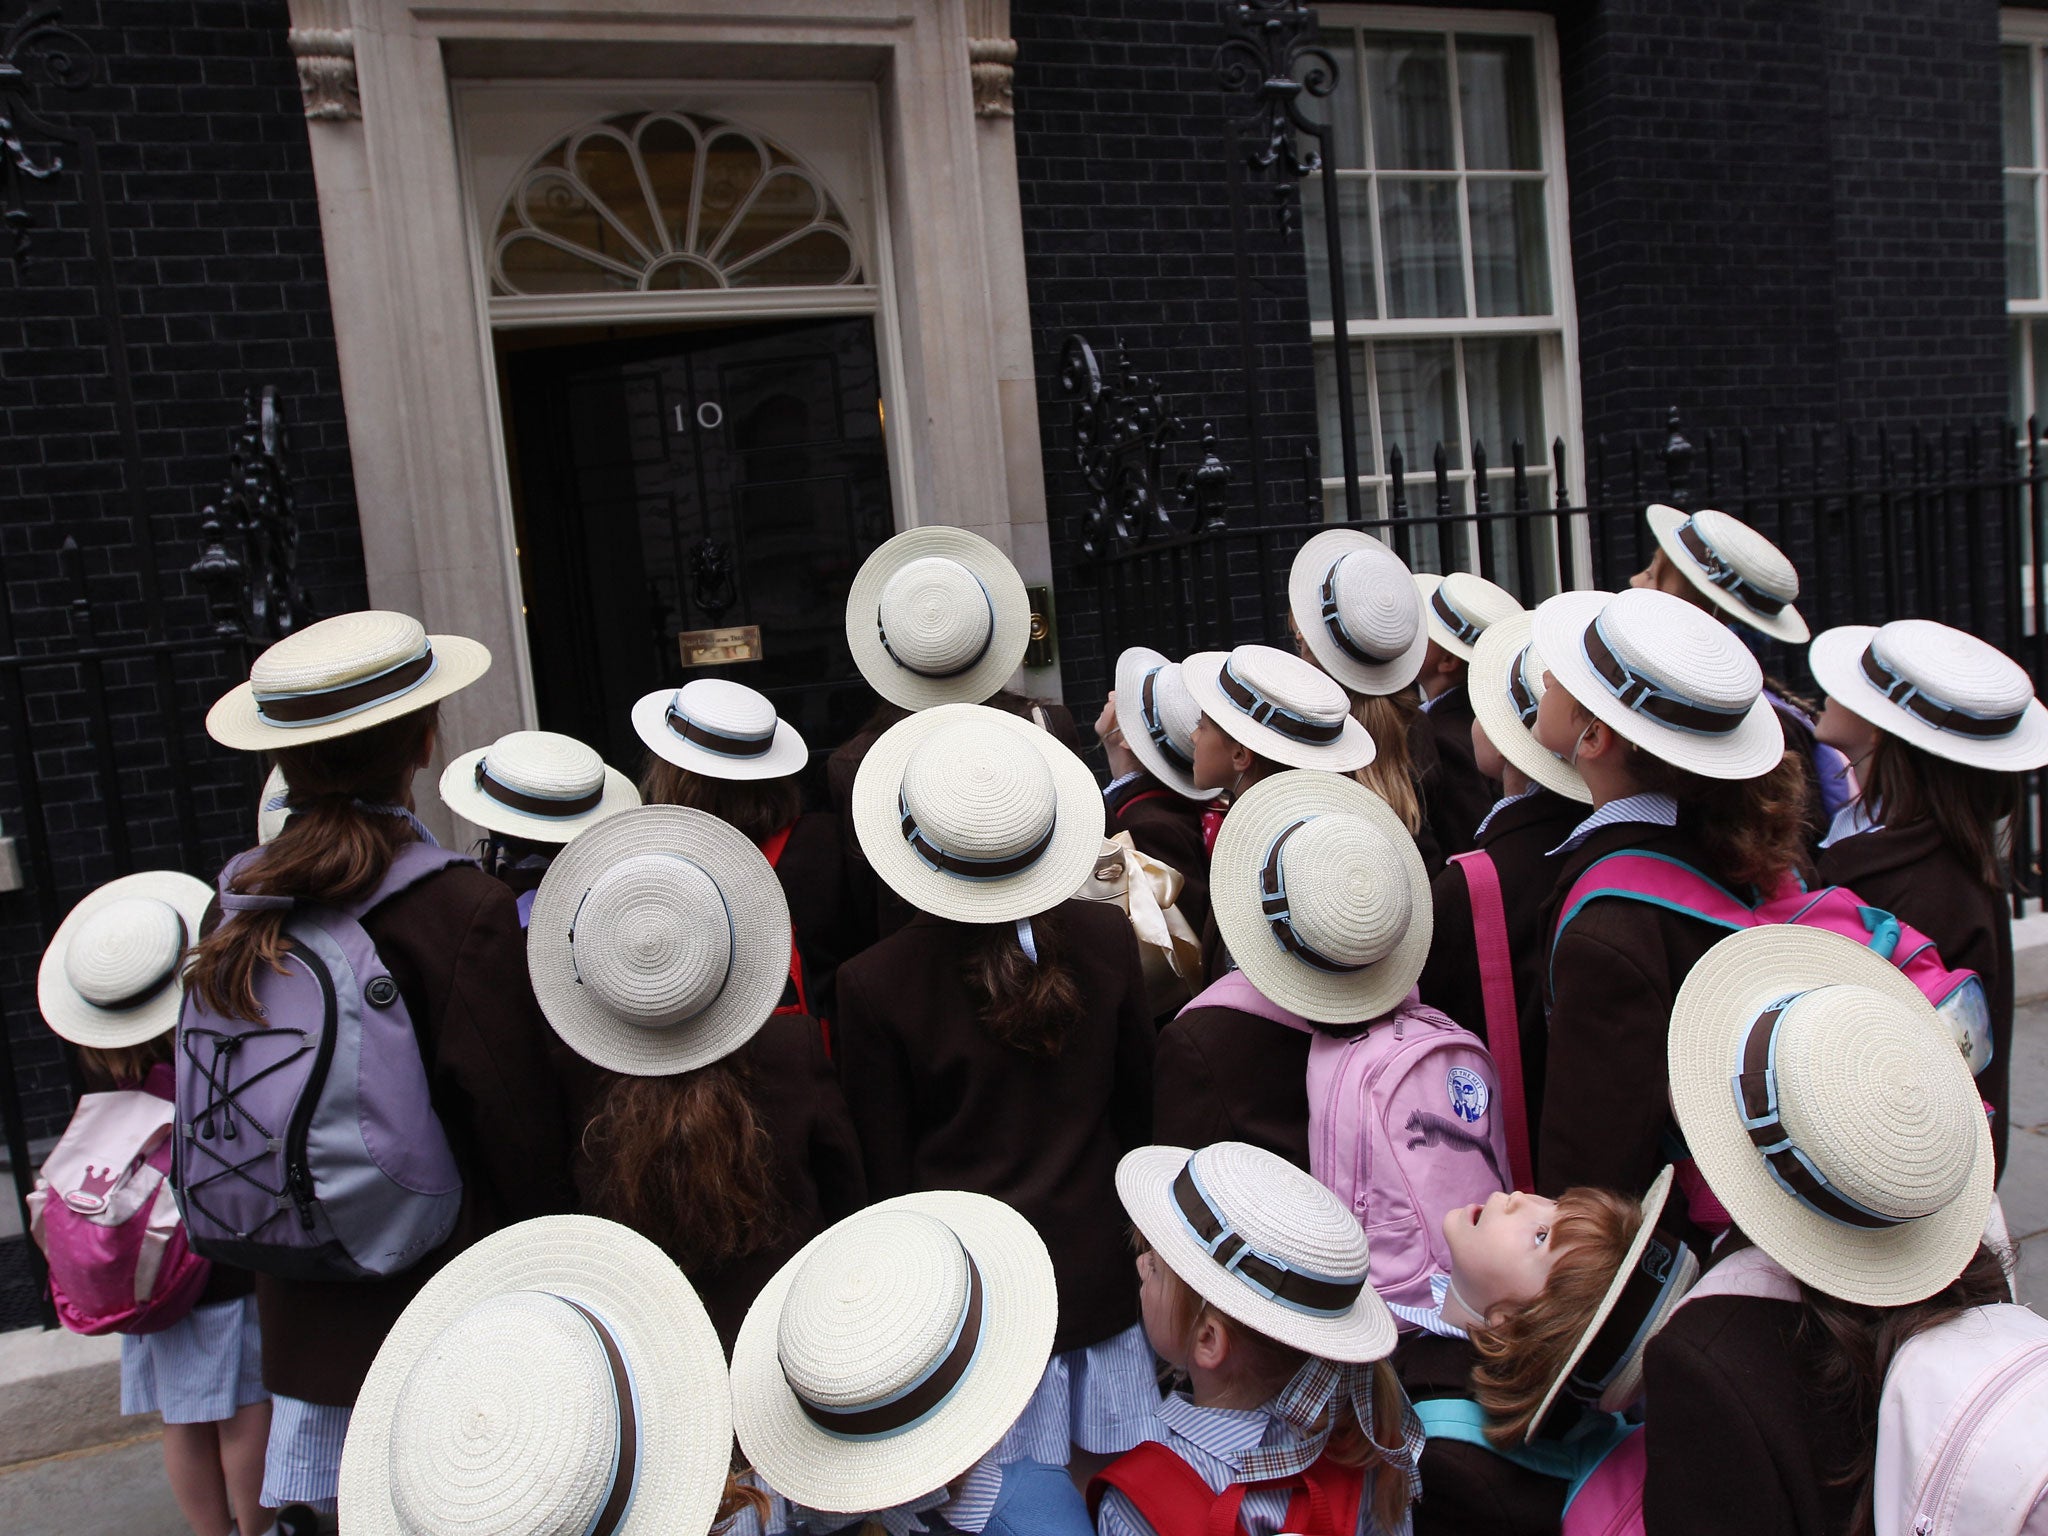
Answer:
[{"xmin": 492, "ymin": 112, "xmax": 863, "ymax": 297}]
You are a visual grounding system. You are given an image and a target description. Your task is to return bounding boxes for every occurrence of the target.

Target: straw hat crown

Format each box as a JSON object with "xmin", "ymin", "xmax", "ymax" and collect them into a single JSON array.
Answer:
[
  {"xmin": 1687, "ymin": 510, "xmax": 1798, "ymax": 604},
  {"xmin": 1871, "ymin": 620, "xmax": 2035, "ymax": 722},
  {"xmin": 1188, "ymin": 1141, "xmax": 1370, "ymax": 1292},
  {"xmin": 387, "ymin": 1290, "xmax": 628, "ymax": 1536},
  {"xmin": 478, "ymin": 731, "xmax": 607, "ymax": 803},
  {"xmin": 251, "ymin": 610, "xmax": 429, "ymax": 697},
  {"xmin": 1229, "ymin": 644, "xmax": 1351, "ymax": 729},
  {"xmin": 675, "ymin": 677, "xmax": 778, "ymax": 741},
  {"xmin": 572, "ymin": 855, "xmax": 730, "ymax": 1029},
  {"xmin": 900, "ymin": 715, "xmax": 1058, "ymax": 865},
  {"xmin": 64, "ymin": 898, "xmax": 186, "ymax": 1008},
  {"xmin": 879, "ymin": 556, "xmax": 995, "ymax": 677},
  {"xmin": 1149, "ymin": 663, "xmax": 1203, "ymax": 755},
  {"xmin": 1328, "ymin": 542, "xmax": 1425, "ymax": 662},
  {"xmin": 1597, "ymin": 588, "xmax": 1761, "ymax": 714},
  {"xmin": 1276, "ymin": 816, "xmax": 1413, "ymax": 970},
  {"xmin": 777, "ymin": 1209, "xmax": 973, "ymax": 1413}
]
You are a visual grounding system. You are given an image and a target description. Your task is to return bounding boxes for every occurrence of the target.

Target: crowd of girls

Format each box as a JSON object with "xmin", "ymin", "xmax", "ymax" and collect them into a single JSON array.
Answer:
[{"xmin": 29, "ymin": 501, "xmax": 2047, "ymax": 1536}]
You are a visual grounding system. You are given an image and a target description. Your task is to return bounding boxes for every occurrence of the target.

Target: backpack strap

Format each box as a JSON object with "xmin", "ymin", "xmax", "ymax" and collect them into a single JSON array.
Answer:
[
  {"xmin": 1450, "ymin": 849, "xmax": 1532, "ymax": 1191},
  {"xmin": 1413, "ymin": 1398, "xmax": 1638, "ymax": 1508},
  {"xmin": 1675, "ymin": 1244, "xmax": 1802, "ymax": 1307},
  {"xmin": 1178, "ymin": 970, "xmax": 1314, "ymax": 1035},
  {"xmin": 1549, "ymin": 852, "xmax": 1755, "ymax": 991},
  {"xmin": 758, "ymin": 823, "xmax": 810, "ymax": 1020},
  {"xmin": 336, "ymin": 842, "xmax": 477, "ymax": 923},
  {"xmin": 1089, "ymin": 1442, "xmax": 1247, "ymax": 1535}
]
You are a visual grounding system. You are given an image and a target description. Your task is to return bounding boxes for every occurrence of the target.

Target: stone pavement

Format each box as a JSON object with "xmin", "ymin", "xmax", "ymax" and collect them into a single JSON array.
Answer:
[{"xmin": 6, "ymin": 1002, "xmax": 2048, "ymax": 1536}]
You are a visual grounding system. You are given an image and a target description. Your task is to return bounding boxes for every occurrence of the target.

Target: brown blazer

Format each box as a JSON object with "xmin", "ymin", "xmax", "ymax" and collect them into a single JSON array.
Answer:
[
  {"xmin": 1643, "ymin": 1258, "xmax": 1860, "ymax": 1536},
  {"xmin": 1418, "ymin": 786, "xmax": 1585, "ymax": 1154},
  {"xmin": 769, "ymin": 810, "xmax": 854, "ymax": 1024},
  {"xmin": 253, "ymin": 863, "xmax": 576, "ymax": 1405},
  {"xmin": 568, "ymin": 1013, "xmax": 866, "ymax": 1353},
  {"xmin": 1418, "ymin": 684, "xmax": 1498, "ymax": 860},
  {"xmin": 1819, "ymin": 817, "xmax": 2015, "ymax": 1176},
  {"xmin": 1154, "ymin": 998, "xmax": 1312, "ymax": 1170},
  {"xmin": 1106, "ymin": 771, "xmax": 1213, "ymax": 942},
  {"xmin": 1395, "ymin": 1333, "xmax": 1568, "ymax": 1536},
  {"xmin": 832, "ymin": 899, "xmax": 1154, "ymax": 1352},
  {"xmin": 1403, "ymin": 711, "xmax": 1450, "ymax": 877},
  {"xmin": 1531, "ymin": 821, "xmax": 1733, "ymax": 1198}
]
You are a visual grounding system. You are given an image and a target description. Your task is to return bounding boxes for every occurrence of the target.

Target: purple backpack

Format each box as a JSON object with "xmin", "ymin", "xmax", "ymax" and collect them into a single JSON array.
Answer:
[{"xmin": 172, "ymin": 843, "xmax": 467, "ymax": 1281}]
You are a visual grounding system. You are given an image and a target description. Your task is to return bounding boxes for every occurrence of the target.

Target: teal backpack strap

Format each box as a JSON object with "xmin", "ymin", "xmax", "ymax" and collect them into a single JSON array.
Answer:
[
  {"xmin": 1414, "ymin": 1399, "xmax": 1636, "ymax": 1505},
  {"xmin": 1547, "ymin": 851, "xmax": 1755, "ymax": 993}
]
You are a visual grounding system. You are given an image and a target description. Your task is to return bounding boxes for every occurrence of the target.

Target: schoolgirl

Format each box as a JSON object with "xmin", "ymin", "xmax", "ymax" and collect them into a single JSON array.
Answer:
[
  {"xmin": 1095, "ymin": 646, "xmax": 1223, "ymax": 939},
  {"xmin": 338, "ymin": 1214, "xmax": 748, "ymax": 1536},
  {"xmin": 1094, "ymin": 1140, "xmax": 1423, "ymax": 1536},
  {"xmin": 1286, "ymin": 528, "xmax": 1444, "ymax": 870},
  {"xmin": 1178, "ymin": 642, "xmax": 1376, "ymax": 982},
  {"xmin": 1415, "ymin": 611, "xmax": 1590, "ymax": 1161},
  {"xmin": 39, "ymin": 872, "xmax": 273, "ymax": 1536},
  {"xmin": 827, "ymin": 526, "xmax": 1079, "ymax": 945},
  {"xmin": 1524, "ymin": 586, "xmax": 1807, "ymax": 1198},
  {"xmin": 1152, "ymin": 768, "xmax": 1427, "ymax": 1171},
  {"xmin": 193, "ymin": 610, "xmax": 574, "ymax": 1517},
  {"xmin": 1647, "ymin": 924, "xmax": 2009, "ymax": 1536},
  {"xmin": 1394, "ymin": 1168, "xmax": 1699, "ymax": 1536},
  {"xmin": 835, "ymin": 703, "xmax": 1160, "ymax": 1470},
  {"xmin": 435, "ymin": 727, "xmax": 638, "ymax": 925},
  {"xmin": 1809, "ymin": 617, "xmax": 2048, "ymax": 1179},
  {"xmin": 1632, "ymin": 504, "xmax": 1851, "ymax": 841},
  {"xmin": 1410, "ymin": 570, "xmax": 1524, "ymax": 856},
  {"xmin": 524, "ymin": 803, "xmax": 866, "ymax": 1351},
  {"xmin": 731, "ymin": 1193, "xmax": 1097, "ymax": 1535},
  {"xmin": 633, "ymin": 677, "xmax": 848, "ymax": 1020}
]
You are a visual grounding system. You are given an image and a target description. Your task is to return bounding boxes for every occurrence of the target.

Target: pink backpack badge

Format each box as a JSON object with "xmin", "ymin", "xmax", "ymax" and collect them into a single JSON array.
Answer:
[{"xmin": 29, "ymin": 1063, "xmax": 210, "ymax": 1335}]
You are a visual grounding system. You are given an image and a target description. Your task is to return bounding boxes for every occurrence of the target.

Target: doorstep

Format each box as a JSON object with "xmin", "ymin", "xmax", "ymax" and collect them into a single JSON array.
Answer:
[
  {"xmin": 2018, "ymin": 910, "xmax": 2048, "ymax": 1004},
  {"xmin": 0, "ymin": 1324, "xmax": 144, "ymax": 1468}
]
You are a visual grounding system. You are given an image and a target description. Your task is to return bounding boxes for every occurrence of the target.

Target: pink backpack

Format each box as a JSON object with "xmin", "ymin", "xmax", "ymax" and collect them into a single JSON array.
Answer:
[
  {"xmin": 1179, "ymin": 971, "xmax": 1510, "ymax": 1313},
  {"xmin": 28, "ymin": 1063, "xmax": 211, "ymax": 1335}
]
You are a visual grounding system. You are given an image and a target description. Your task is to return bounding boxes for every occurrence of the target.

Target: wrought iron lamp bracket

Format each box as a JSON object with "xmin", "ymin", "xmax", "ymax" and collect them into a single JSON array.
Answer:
[
  {"xmin": 0, "ymin": 1, "xmax": 94, "ymax": 262},
  {"xmin": 1215, "ymin": 0, "xmax": 1340, "ymax": 234}
]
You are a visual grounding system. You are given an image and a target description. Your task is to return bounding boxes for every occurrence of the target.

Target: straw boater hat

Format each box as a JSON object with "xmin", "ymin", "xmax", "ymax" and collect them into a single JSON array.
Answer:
[
  {"xmin": 206, "ymin": 610, "xmax": 490, "ymax": 751},
  {"xmin": 1531, "ymin": 588, "xmax": 1783, "ymax": 781},
  {"xmin": 846, "ymin": 527, "xmax": 1031, "ymax": 712},
  {"xmin": 1526, "ymin": 1166, "xmax": 1700, "ymax": 1443},
  {"xmin": 440, "ymin": 731, "xmax": 640, "ymax": 845},
  {"xmin": 338, "ymin": 1215, "xmax": 731, "ymax": 1536},
  {"xmin": 1112, "ymin": 646, "xmax": 1222, "ymax": 802},
  {"xmin": 633, "ymin": 677, "xmax": 808, "ymax": 781},
  {"xmin": 731, "ymin": 1191, "xmax": 1058, "ymax": 1514},
  {"xmin": 256, "ymin": 764, "xmax": 290, "ymax": 845},
  {"xmin": 1119, "ymin": 1141, "xmax": 1398, "ymax": 1362},
  {"xmin": 1668, "ymin": 926, "xmax": 1995, "ymax": 1308},
  {"xmin": 38, "ymin": 871, "xmax": 213, "ymax": 1049},
  {"xmin": 1413, "ymin": 571, "xmax": 1524, "ymax": 665},
  {"xmin": 1210, "ymin": 770, "xmax": 1431, "ymax": 1025},
  {"xmin": 1180, "ymin": 645, "xmax": 1375, "ymax": 774},
  {"xmin": 1288, "ymin": 529, "xmax": 1430, "ymax": 695},
  {"xmin": 526, "ymin": 805, "xmax": 792, "ymax": 1077},
  {"xmin": 1646, "ymin": 505, "xmax": 1809, "ymax": 644},
  {"xmin": 1808, "ymin": 618, "xmax": 2048, "ymax": 774},
  {"xmin": 1468, "ymin": 612, "xmax": 1591, "ymax": 804},
  {"xmin": 851, "ymin": 703, "xmax": 1104, "ymax": 925}
]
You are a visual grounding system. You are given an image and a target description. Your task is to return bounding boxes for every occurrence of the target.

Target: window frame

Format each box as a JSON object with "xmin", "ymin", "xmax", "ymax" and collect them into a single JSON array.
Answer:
[
  {"xmin": 1310, "ymin": 5, "xmax": 1583, "ymax": 540},
  {"xmin": 2003, "ymin": 10, "xmax": 2048, "ymax": 433}
]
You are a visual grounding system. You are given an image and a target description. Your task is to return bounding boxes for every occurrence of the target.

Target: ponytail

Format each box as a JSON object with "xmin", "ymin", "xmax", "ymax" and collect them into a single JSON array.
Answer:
[
  {"xmin": 1348, "ymin": 691, "xmax": 1424, "ymax": 836},
  {"xmin": 185, "ymin": 705, "xmax": 439, "ymax": 1023},
  {"xmin": 960, "ymin": 906, "xmax": 1084, "ymax": 1056}
]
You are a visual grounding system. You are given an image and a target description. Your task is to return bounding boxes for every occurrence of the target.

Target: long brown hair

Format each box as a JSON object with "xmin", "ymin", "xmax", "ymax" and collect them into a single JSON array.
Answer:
[
  {"xmin": 76, "ymin": 1031, "xmax": 174, "ymax": 1091},
  {"xmin": 185, "ymin": 706, "xmax": 439, "ymax": 1023},
  {"xmin": 1350, "ymin": 691, "xmax": 1424, "ymax": 834},
  {"xmin": 1802, "ymin": 1241, "xmax": 2013, "ymax": 1536},
  {"xmin": 578, "ymin": 1061, "xmax": 787, "ymax": 1270},
  {"xmin": 960, "ymin": 905, "xmax": 1084, "ymax": 1056},
  {"xmin": 1857, "ymin": 734, "xmax": 2019, "ymax": 890},
  {"xmin": 639, "ymin": 756, "xmax": 802, "ymax": 846},
  {"xmin": 1467, "ymin": 1187, "xmax": 1642, "ymax": 1446}
]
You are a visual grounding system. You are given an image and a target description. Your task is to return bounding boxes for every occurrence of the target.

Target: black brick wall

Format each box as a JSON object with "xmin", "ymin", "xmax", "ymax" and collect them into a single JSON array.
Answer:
[{"xmin": 0, "ymin": 0, "xmax": 365, "ymax": 1141}]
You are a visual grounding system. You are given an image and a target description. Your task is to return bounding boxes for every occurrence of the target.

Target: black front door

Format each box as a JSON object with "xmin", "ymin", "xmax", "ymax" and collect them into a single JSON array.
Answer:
[{"xmin": 505, "ymin": 316, "xmax": 894, "ymax": 775}]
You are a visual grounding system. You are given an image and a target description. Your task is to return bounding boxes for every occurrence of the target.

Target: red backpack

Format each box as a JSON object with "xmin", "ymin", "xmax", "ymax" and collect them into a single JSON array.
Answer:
[{"xmin": 1088, "ymin": 1440, "xmax": 1365, "ymax": 1536}]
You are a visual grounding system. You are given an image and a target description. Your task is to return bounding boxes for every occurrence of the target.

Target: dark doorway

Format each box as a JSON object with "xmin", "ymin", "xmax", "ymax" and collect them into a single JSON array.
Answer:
[{"xmin": 503, "ymin": 316, "xmax": 894, "ymax": 776}]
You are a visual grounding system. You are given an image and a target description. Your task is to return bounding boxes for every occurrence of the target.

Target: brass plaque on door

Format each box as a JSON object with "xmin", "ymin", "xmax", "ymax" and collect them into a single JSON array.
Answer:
[{"xmin": 678, "ymin": 625, "xmax": 763, "ymax": 667}]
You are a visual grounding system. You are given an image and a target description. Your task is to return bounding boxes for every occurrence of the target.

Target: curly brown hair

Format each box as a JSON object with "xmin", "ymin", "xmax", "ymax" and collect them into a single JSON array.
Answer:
[
  {"xmin": 959, "ymin": 906, "xmax": 1085, "ymax": 1057},
  {"xmin": 1467, "ymin": 1187, "xmax": 1642, "ymax": 1446},
  {"xmin": 638, "ymin": 756, "xmax": 802, "ymax": 846}
]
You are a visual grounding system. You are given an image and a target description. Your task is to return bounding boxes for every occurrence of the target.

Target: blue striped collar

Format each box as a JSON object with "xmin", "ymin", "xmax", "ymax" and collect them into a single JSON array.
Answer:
[
  {"xmin": 1546, "ymin": 792, "xmax": 1679, "ymax": 858},
  {"xmin": 1472, "ymin": 783, "xmax": 1543, "ymax": 841}
]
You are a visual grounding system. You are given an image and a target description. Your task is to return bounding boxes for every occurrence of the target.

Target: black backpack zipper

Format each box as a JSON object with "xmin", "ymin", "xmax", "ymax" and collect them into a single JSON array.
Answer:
[{"xmin": 281, "ymin": 943, "xmax": 339, "ymax": 1232}]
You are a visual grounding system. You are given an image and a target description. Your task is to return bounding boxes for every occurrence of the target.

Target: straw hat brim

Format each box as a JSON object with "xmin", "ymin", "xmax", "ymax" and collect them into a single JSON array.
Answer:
[
  {"xmin": 1210, "ymin": 770, "xmax": 1433, "ymax": 1025},
  {"xmin": 339, "ymin": 1214, "xmax": 731, "ymax": 1536},
  {"xmin": 526, "ymin": 806, "xmax": 791, "ymax": 1077},
  {"xmin": 206, "ymin": 634, "xmax": 491, "ymax": 752},
  {"xmin": 1525, "ymin": 1166, "xmax": 1696, "ymax": 1442},
  {"xmin": 851, "ymin": 703, "xmax": 1106, "ymax": 925},
  {"xmin": 1180, "ymin": 652, "xmax": 1376, "ymax": 774},
  {"xmin": 1114, "ymin": 647, "xmax": 1221, "ymax": 802},
  {"xmin": 1119, "ymin": 1145, "xmax": 1396, "ymax": 1362},
  {"xmin": 1809, "ymin": 624, "xmax": 2048, "ymax": 773},
  {"xmin": 729, "ymin": 1190, "xmax": 1059, "ymax": 1514},
  {"xmin": 1668, "ymin": 926, "xmax": 1995, "ymax": 1308},
  {"xmin": 1288, "ymin": 529, "xmax": 1430, "ymax": 695},
  {"xmin": 1647, "ymin": 504, "xmax": 1810, "ymax": 645},
  {"xmin": 437, "ymin": 749, "xmax": 641, "ymax": 845},
  {"xmin": 629, "ymin": 689, "xmax": 810, "ymax": 781},
  {"xmin": 37, "ymin": 871, "xmax": 214, "ymax": 1049},
  {"xmin": 1468, "ymin": 614, "xmax": 1591, "ymax": 804},
  {"xmin": 1532, "ymin": 590, "xmax": 1785, "ymax": 781},
  {"xmin": 845, "ymin": 528, "xmax": 1031, "ymax": 711}
]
